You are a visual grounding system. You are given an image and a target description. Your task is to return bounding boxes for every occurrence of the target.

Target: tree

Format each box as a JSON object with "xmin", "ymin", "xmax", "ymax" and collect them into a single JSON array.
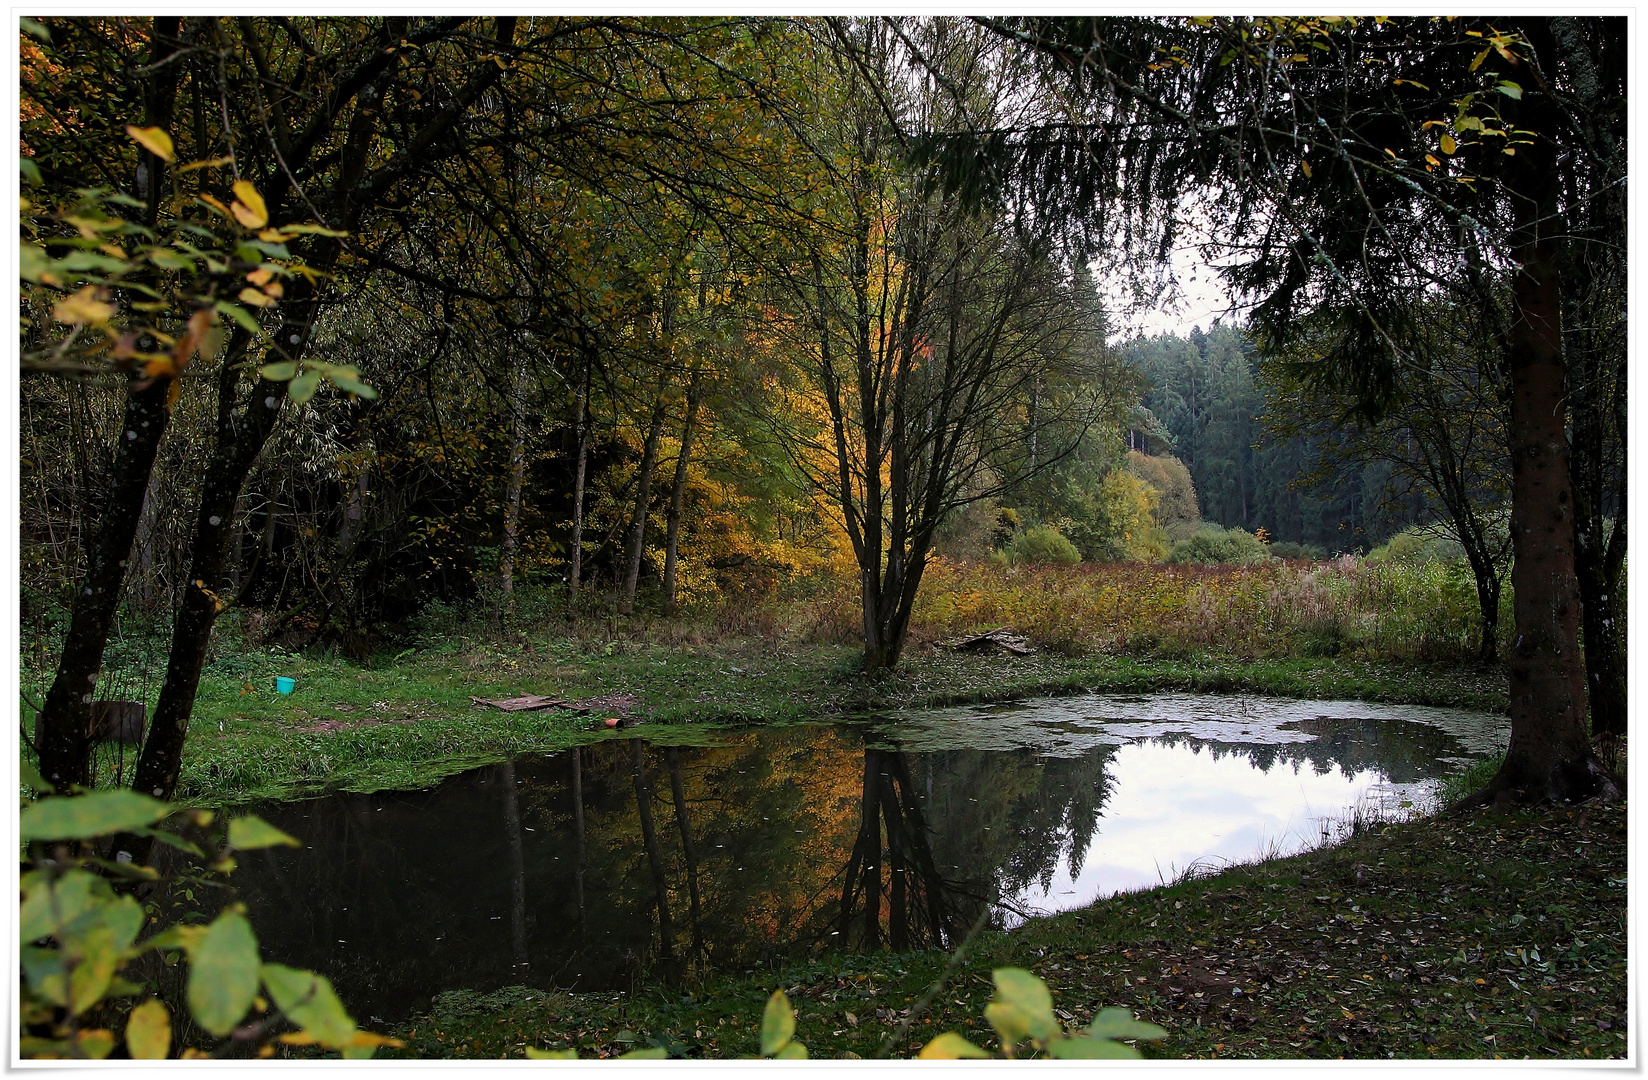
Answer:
[
  {"xmin": 930, "ymin": 15, "xmax": 1622, "ymax": 804},
  {"xmin": 1259, "ymin": 303, "xmax": 1513, "ymax": 661},
  {"xmin": 761, "ymin": 19, "xmax": 1124, "ymax": 671}
]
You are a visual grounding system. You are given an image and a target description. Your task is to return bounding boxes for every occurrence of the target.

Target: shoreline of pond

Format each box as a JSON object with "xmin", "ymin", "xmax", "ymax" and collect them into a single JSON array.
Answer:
[
  {"xmin": 153, "ymin": 640, "xmax": 1510, "ymax": 806},
  {"xmin": 371, "ymin": 799, "xmax": 1626, "ymax": 1061}
]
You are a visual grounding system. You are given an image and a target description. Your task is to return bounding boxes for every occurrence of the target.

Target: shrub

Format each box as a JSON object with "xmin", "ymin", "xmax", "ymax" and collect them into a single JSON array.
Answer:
[
  {"xmin": 1267, "ymin": 540, "xmax": 1327, "ymax": 561},
  {"xmin": 1166, "ymin": 525, "xmax": 1273, "ymax": 566},
  {"xmin": 1004, "ymin": 525, "xmax": 1081, "ymax": 566},
  {"xmin": 1366, "ymin": 524, "xmax": 1468, "ymax": 565}
]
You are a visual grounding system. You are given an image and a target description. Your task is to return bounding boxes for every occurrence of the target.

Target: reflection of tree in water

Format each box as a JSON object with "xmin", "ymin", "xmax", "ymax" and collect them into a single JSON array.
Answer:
[
  {"xmin": 1145, "ymin": 718, "xmax": 1471, "ymax": 782},
  {"xmin": 997, "ymin": 752, "xmax": 1116, "ymax": 894},
  {"xmin": 833, "ymin": 748, "xmax": 970, "ymax": 951},
  {"xmin": 831, "ymin": 742, "xmax": 1119, "ymax": 948}
]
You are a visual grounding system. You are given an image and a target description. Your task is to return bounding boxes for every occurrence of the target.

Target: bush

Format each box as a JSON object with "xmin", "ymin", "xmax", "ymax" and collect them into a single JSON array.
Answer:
[
  {"xmin": 1267, "ymin": 540, "xmax": 1327, "ymax": 561},
  {"xmin": 1003, "ymin": 525, "xmax": 1081, "ymax": 566},
  {"xmin": 1366, "ymin": 525, "xmax": 1468, "ymax": 565},
  {"xmin": 1166, "ymin": 525, "xmax": 1273, "ymax": 566}
]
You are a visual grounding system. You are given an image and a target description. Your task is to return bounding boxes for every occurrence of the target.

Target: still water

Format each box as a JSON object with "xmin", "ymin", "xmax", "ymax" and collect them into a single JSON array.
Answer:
[{"xmin": 222, "ymin": 693, "xmax": 1505, "ymax": 1021}]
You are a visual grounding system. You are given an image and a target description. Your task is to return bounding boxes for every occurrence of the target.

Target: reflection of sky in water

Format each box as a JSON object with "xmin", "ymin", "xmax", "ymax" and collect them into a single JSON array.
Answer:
[{"xmin": 1007, "ymin": 739, "xmax": 1429, "ymax": 921}]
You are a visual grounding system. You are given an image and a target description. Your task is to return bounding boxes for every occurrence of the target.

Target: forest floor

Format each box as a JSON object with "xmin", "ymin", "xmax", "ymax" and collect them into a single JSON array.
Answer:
[
  {"xmin": 378, "ymin": 799, "xmax": 1627, "ymax": 1061},
  {"xmin": 145, "ymin": 633, "xmax": 1509, "ymax": 805}
]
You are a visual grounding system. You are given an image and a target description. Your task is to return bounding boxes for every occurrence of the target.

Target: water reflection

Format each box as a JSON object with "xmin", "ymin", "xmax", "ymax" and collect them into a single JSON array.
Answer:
[{"xmin": 217, "ymin": 695, "xmax": 1505, "ymax": 1021}]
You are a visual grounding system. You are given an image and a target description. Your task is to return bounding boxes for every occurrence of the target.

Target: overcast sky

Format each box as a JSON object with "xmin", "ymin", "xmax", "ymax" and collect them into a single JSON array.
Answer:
[{"xmin": 1097, "ymin": 217, "xmax": 1249, "ymax": 342}]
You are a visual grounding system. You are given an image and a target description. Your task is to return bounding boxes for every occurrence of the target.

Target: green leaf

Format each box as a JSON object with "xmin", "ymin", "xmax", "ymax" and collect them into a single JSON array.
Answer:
[
  {"xmin": 526, "ymin": 1048, "xmax": 579, "ymax": 1059},
  {"xmin": 989, "ymin": 968, "xmax": 1058, "ymax": 1043},
  {"xmin": 20, "ymin": 244, "xmax": 51, "ymax": 285},
  {"xmin": 760, "ymin": 989, "xmax": 796, "ymax": 1056},
  {"xmin": 126, "ymin": 999, "xmax": 171, "ymax": 1059},
  {"xmin": 188, "ymin": 910, "xmax": 260, "ymax": 1037},
  {"xmin": 55, "ymin": 251, "xmax": 128, "ymax": 274},
  {"xmin": 214, "ymin": 299, "xmax": 262, "ymax": 334},
  {"xmin": 1048, "ymin": 1035, "xmax": 1140, "ymax": 1059},
  {"xmin": 19, "ymin": 757, "xmax": 55, "ymax": 795},
  {"xmin": 22, "ymin": 945, "xmax": 69, "ymax": 1007},
  {"xmin": 129, "ymin": 826, "xmax": 205, "ymax": 858},
  {"xmin": 20, "ymin": 156, "xmax": 43, "ymax": 185},
  {"xmin": 73, "ymin": 1029, "xmax": 117, "ymax": 1059},
  {"xmin": 142, "ymin": 923, "xmax": 207, "ymax": 954},
  {"xmin": 919, "ymin": 1032, "xmax": 992, "ymax": 1059},
  {"xmin": 148, "ymin": 248, "xmax": 195, "ymax": 272},
  {"xmin": 327, "ymin": 375, "xmax": 379, "ymax": 400},
  {"xmin": 228, "ymin": 815, "xmax": 301, "ymax": 850},
  {"xmin": 20, "ymin": 17, "xmax": 50, "ymax": 42},
  {"xmin": 280, "ymin": 223, "xmax": 348, "ymax": 237},
  {"xmin": 20, "ymin": 790, "xmax": 170, "ymax": 841},
  {"xmin": 1084, "ymin": 1007, "xmax": 1167, "ymax": 1042},
  {"xmin": 772, "ymin": 1042, "xmax": 808, "ymax": 1059},
  {"xmin": 619, "ymin": 1047, "xmax": 670, "ymax": 1059},
  {"xmin": 261, "ymin": 963, "xmax": 356, "ymax": 1048},
  {"xmin": 244, "ymin": 240, "xmax": 291, "ymax": 260},
  {"xmin": 66, "ymin": 927, "xmax": 122, "ymax": 1013},
  {"xmin": 289, "ymin": 370, "xmax": 322, "ymax": 404},
  {"xmin": 1496, "ymin": 80, "xmax": 1523, "ymax": 99}
]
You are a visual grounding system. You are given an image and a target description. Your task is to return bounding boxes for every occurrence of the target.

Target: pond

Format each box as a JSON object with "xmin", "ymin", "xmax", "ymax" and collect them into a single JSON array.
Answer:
[{"xmin": 212, "ymin": 693, "xmax": 1506, "ymax": 1023}]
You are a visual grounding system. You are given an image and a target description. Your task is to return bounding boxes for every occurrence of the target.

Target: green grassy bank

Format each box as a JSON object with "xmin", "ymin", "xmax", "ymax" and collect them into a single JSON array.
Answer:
[
  {"xmin": 41, "ymin": 634, "xmax": 1508, "ymax": 806},
  {"xmin": 378, "ymin": 800, "xmax": 1626, "ymax": 1061}
]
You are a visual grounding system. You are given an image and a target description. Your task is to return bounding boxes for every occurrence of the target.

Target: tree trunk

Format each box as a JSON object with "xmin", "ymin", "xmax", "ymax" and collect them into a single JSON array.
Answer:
[
  {"xmin": 860, "ymin": 753, "xmax": 881, "ymax": 949},
  {"xmin": 1471, "ymin": 153, "xmax": 1617, "ymax": 807},
  {"xmin": 619, "ymin": 377, "xmax": 669, "ymax": 615},
  {"xmin": 660, "ymin": 372, "xmax": 703, "ymax": 617},
  {"xmin": 567, "ymin": 354, "xmax": 591, "ymax": 613},
  {"xmin": 35, "ymin": 377, "xmax": 174, "ymax": 790},
  {"xmin": 132, "ymin": 356, "xmax": 290, "ymax": 801},
  {"xmin": 630, "ymin": 739, "xmax": 675, "ymax": 969},
  {"xmin": 500, "ymin": 760, "xmax": 529, "ymax": 971},
  {"xmin": 664, "ymin": 747, "xmax": 705, "ymax": 962},
  {"xmin": 499, "ymin": 352, "xmax": 530, "ymax": 625},
  {"xmin": 571, "ymin": 747, "xmax": 587, "ymax": 929},
  {"xmin": 34, "ymin": 16, "xmax": 183, "ymax": 791},
  {"xmin": 128, "ymin": 13, "xmax": 520, "ymax": 803}
]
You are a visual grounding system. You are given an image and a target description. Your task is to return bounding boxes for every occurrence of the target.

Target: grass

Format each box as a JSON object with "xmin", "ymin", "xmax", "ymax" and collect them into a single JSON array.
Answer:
[
  {"xmin": 374, "ymin": 799, "xmax": 1627, "ymax": 1061},
  {"xmin": 25, "ymin": 633, "xmax": 1508, "ymax": 806}
]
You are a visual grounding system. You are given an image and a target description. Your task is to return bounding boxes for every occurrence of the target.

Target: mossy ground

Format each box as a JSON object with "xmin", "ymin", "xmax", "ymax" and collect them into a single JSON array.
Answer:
[
  {"xmin": 63, "ymin": 633, "xmax": 1506, "ymax": 806},
  {"xmin": 378, "ymin": 800, "xmax": 1627, "ymax": 1061}
]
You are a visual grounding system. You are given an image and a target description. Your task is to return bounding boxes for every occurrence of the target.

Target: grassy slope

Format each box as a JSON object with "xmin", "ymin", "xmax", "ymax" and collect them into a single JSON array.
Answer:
[
  {"xmin": 169, "ymin": 636, "xmax": 1506, "ymax": 805},
  {"xmin": 380, "ymin": 802, "xmax": 1627, "ymax": 1061}
]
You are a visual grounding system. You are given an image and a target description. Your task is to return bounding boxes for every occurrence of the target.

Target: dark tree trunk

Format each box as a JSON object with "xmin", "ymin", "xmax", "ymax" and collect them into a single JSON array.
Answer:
[
  {"xmin": 132, "ymin": 357, "xmax": 291, "ymax": 800},
  {"xmin": 499, "ymin": 352, "xmax": 530, "ymax": 624},
  {"xmin": 571, "ymin": 748, "xmax": 587, "ymax": 929},
  {"xmin": 664, "ymin": 747, "xmax": 705, "ymax": 962},
  {"xmin": 130, "ymin": 13, "xmax": 520, "ymax": 803},
  {"xmin": 1563, "ymin": 238, "xmax": 1626, "ymax": 741},
  {"xmin": 1471, "ymin": 141, "xmax": 1618, "ymax": 807},
  {"xmin": 34, "ymin": 16, "xmax": 184, "ymax": 791},
  {"xmin": 858, "ymin": 752, "xmax": 881, "ymax": 948},
  {"xmin": 619, "ymin": 377, "xmax": 669, "ymax": 615},
  {"xmin": 630, "ymin": 740, "xmax": 675, "ymax": 969},
  {"xmin": 35, "ymin": 377, "xmax": 174, "ymax": 790},
  {"xmin": 567, "ymin": 354, "xmax": 591, "ymax": 612},
  {"xmin": 660, "ymin": 372, "xmax": 703, "ymax": 617},
  {"xmin": 500, "ymin": 760, "xmax": 529, "ymax": 970}
]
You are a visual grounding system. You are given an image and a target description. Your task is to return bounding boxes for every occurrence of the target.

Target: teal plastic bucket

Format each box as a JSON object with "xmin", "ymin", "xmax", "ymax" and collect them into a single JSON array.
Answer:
[{"xmin": 275, "ymin": 676, "xmax": 295, "ymax": 695}]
